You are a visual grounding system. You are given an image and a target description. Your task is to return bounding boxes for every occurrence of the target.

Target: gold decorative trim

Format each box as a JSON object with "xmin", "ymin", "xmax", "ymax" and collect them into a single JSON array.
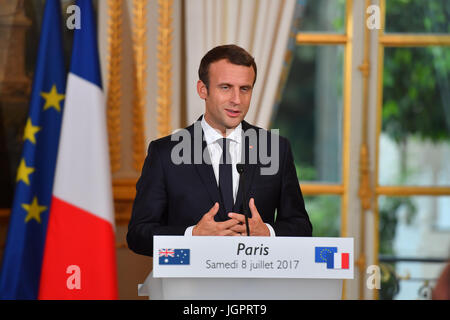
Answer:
[
  {"xmin": 112, "ymin": 179, "xmax": 138, "ymax": 225},
  {"xmin": 379, "ymin": 34, "xmax": 450, "ymax": 47},
  {"xmin": 373, "ymin": 0, "xmax": 386, "ymax": 300},
  {"xmin": 300, "ymin": 184, "xmax": 344, "ymax": 195},
  {"xmin": 354, "ymin": 254, "xmax": 366, "ymax": 274},
  {"xmin": 116, "ymin": 242, "xmax": 129, "ymax": 249},
  {"xmin": 340, "ymin": 0, "xmax": 354, "ymax": 300},
  {"xmin": 358, "ymin": 146, "xmax": 372, "ymax": 210},
  {"xmin": 106, "ymin": 0, "xmax": 123, "ymax": 173},
  {"xmin": 376, "ymin": 186, "xmax": 450, "ymax": 196},
  {"xmin": 114, "ymin": 199, "xmax": 134, "ymax": 225},
  {"xmin": 341, "ymin": 0, "xmax": 353, "ymax": 239},
  {"xmin": 157, "ymin": 0, "xmax": 173, "ymax": 138},
  {"xmin": 356, "ymin": 0, "xmax": 374, "ymax": 300},
  {"xmin": 132, "ymin": 0, "xmax": 147, "ymax": 171},
  {"xmin": 296, "ymin": 34, "xmax": 348, "ymax": 45},
  {"xmin": 113, "ymin": 178, "xmax": 138, "ymax": 200},
  {"xmin": 358, "ymin": 143, "xmax": 370, "ymax": 299}
]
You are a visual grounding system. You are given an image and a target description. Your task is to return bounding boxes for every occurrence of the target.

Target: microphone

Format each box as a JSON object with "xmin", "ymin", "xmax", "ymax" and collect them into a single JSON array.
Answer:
[{"xmin": 236, "ymin": 164, "xmax": 250, "ymax": 236}]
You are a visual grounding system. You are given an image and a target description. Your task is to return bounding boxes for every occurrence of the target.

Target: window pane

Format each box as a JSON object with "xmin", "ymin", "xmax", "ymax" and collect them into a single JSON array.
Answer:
[
  {"xmin": 379, "ymin": 47, "xmax": 450, "ymax": 186},
  {"xmin": 378, "ymin": 195, "xmax": 450, "ymax": 300},
  {"xmin": 379, "ymin": 260, "xmax": 448, "ymax": 300},
  {"xmin": 385, "ymin": 0, "xmax": 450, "ymax": 34},
  {"xmin": 436, "ymin": 197, "xmax": 450, "ymax": 230},
  {"xmin": 271, "ymin": 46, "xmax": 344, "ymax": 183},
  {"xmin": 305, "ymin": 195, "xmax": 341, "ymax": 237},
  {"xmin": 298, "ymin": 0, "xmax": 346, "ymax": 33}
]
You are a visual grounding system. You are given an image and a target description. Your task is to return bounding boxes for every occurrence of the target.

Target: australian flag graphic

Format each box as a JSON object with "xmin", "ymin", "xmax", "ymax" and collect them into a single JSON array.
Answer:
[{"xmin": 159, "ymin": 249, "xmax": 190, "ymax": 265}]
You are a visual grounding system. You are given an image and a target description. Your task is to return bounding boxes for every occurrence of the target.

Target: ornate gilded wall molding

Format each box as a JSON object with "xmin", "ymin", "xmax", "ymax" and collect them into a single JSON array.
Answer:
[
  {"xmin": 356, "ymin": 0, "xmax": 373, "ymax": 300},
  {"xmin": 132, "ymin": 0, "xmax": 147, "ymax": 171},
  {"xmin": 107, "ymin": 0, "xmax": 123, "ymax": 173},
  {"xmin": 157, "ymin": 0, "xmax": 173, "ymax": 138}
]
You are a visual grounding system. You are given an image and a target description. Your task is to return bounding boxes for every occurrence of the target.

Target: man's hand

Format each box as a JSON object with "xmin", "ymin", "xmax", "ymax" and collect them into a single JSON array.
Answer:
[
  {"xmin": 228, "ymin": 198, "xmax": 270, "ymax": 236},
  {"xmin": 192, "ymin": 202, "xmax": 241, "ymax": 236}
]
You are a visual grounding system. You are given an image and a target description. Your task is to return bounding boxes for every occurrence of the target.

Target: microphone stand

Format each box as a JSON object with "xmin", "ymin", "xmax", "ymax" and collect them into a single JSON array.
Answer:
[{"xmin": 236, "ymin": 164, "xmax": 250, "ymax": 236}]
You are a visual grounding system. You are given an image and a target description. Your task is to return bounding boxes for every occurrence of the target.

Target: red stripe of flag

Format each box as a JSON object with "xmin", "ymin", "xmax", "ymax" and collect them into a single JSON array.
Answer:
[
  {"xmin": 39, "ymin": 197, "xmax": 118, "ymax": 299},
  {"xmin": 341, "ymin": 253, "xmax": 349, "ymax": 269}
]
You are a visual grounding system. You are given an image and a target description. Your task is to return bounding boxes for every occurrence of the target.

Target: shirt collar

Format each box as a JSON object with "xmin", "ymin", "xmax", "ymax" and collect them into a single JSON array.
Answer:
[{"xmin": 201, "ymin": 115, "xmax": 242, "ymax": 145}]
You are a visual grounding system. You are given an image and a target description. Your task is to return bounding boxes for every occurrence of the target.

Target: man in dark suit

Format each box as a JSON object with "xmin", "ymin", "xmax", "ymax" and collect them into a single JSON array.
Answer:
[{"xmin": 127, "ymin": 45, "xmax": 312, "ymax": 257}]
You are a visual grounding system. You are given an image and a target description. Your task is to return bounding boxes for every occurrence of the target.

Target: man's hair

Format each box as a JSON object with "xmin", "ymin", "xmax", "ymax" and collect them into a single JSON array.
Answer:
[{"xmin": 198, "ymin": 44, "xmax": 257, "ymax": 90}]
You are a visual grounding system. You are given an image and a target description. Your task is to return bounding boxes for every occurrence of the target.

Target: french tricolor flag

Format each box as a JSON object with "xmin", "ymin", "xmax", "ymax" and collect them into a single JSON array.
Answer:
[
  {"xmin": 39, "ymin": 0, "xmax": 118, "ymax": 299},
  {"xmin": 326, "ymin": 252, "xmax": 350, "ymax": 270}
]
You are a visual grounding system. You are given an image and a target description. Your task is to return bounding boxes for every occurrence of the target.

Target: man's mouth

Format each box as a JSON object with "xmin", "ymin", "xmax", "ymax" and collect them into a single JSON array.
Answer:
[{"xmin": 225, "ymin": 108, "xmax": 241, "ymax": 118}]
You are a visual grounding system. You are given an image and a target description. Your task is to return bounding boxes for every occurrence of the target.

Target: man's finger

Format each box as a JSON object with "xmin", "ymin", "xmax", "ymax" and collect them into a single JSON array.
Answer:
[
  {"xmin": 228, "ymin": 212, "xmax": 246, "ymax": 223},
  {"xmin": 207, "ymin": 202, "xmax": 219, "ymax": 217},
  {"xmin": 219, "ymin": 218, "xmax": 241, "ymax": 230},
  {"xmin": 220, "ymin": 229, "xmax": 240, "ymax": 236},
  {"xmin": 249, "ymin": 198, "xmax": 261, "ymax": 219},
  {"xmin": 229, "ymin": 224, "xmax": 246, "ymax": 233}
]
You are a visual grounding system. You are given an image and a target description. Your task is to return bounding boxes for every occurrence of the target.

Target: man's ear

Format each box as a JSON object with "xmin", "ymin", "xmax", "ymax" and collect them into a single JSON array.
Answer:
[{"xmin": 197, "ymin": 80, "xmax": 208, "ymax": 100}]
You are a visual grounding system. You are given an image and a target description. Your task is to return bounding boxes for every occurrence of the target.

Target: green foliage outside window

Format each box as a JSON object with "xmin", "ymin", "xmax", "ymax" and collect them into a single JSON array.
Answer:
[
  {"xmin": 305, "ymin": 196, "xmax": 340, "ymax": 238},
  {"xmin": 379, "ymin": 0, "xmax": 449, "ymax": 300}
]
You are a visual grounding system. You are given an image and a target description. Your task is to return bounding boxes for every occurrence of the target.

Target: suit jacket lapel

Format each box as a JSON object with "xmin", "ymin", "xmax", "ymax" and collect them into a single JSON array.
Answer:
[{"xmin": 189, "ymin": 119, "xmax": 228, "ymax": 221}]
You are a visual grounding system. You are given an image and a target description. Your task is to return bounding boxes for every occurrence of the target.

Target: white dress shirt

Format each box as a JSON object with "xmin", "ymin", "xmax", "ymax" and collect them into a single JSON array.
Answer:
[{"xmin": 184, "ymin": 116, "xmax": 275, "ymax": 236}]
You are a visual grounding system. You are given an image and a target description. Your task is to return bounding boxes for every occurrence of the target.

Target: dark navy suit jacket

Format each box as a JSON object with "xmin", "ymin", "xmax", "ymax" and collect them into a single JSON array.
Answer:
[{"xmin": 127, "ymin": 117, "xmax": 312, "ymax": 257}]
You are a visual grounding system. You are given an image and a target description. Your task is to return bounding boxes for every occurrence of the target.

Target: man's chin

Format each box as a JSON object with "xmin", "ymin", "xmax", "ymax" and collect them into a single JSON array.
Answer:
[{"xmin": 224, "ymin": 118, "xmax": 243, "ymax": 129}]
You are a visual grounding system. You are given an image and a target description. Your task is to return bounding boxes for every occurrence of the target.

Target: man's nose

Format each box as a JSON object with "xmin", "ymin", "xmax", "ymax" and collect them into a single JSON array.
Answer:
[{"xmin": 230, "ymin": 88, "xmax": 241, "ymax": 105}]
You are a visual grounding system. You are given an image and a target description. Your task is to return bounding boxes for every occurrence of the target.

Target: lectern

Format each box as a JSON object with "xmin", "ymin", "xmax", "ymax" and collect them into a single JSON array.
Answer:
[{"xmin": 138, "ymin": 236, "xmax": 353, "ymax": 300}]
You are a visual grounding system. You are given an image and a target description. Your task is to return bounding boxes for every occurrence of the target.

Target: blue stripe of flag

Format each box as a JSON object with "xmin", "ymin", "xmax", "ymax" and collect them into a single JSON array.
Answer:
[
  {"xmin": 0, "ymin": 0, "xmax": 66, "ymax": 299},
  {"xmin": 70, "ymin": 0, "xmax": 102, "ymax": 88}
]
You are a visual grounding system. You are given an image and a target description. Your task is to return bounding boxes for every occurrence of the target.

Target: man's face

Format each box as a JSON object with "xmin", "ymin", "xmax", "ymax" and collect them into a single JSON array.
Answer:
[{"xmin": 197, "ymin": 59, "xmax": 255, "ymax": 134}]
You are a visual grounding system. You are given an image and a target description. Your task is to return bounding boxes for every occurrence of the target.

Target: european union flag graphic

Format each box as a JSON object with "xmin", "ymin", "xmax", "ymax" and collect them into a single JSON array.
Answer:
[
  {"xmin": 315, "ymin": 247, "xmax": 337, "ymax": 263},
  {"xmin": 0, "ymin": 0, "xmax": 66, "ymax": 299},
  {"xmin": 159, "ymin": 249, "xmax": 190, "ymax": 265}
]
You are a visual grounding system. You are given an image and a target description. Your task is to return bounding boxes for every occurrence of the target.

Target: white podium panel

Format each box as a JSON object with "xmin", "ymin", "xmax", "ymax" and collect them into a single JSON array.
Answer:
[
  {"xmin": 139, "ymin": 236, "xmax": 353, "ymax": 300},
  {"xmin": 139, "ymin": 272, "xmax": 343, "ymax": 300}
]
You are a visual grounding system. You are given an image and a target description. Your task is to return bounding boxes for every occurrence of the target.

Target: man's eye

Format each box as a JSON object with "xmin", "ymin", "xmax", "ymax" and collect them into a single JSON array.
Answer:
[{"xmin": 220, "ymin": 85, "xmax": 229, "ymax": 90}]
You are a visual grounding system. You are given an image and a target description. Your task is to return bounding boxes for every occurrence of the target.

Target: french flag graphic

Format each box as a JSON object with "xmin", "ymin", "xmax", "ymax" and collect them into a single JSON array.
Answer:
[
  {"xmin": 39, "ymin": 0, "xmax": 118, "ymax": 299},
  {"xmin": 326, "ymin": 252, "xmax": 350, "ymax": 270}
]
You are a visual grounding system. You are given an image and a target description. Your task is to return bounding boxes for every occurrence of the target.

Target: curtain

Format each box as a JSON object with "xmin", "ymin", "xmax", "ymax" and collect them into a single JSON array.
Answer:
[{"xmin": 185, "ymin": 0, "xmax": 296, "ymax": 129}]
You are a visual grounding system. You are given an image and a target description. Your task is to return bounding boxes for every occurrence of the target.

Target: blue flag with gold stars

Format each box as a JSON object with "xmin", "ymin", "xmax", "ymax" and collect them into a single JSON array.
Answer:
[{"xmin": 0, "ymin": 0, "xmax": 66, "ymax": 299}]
